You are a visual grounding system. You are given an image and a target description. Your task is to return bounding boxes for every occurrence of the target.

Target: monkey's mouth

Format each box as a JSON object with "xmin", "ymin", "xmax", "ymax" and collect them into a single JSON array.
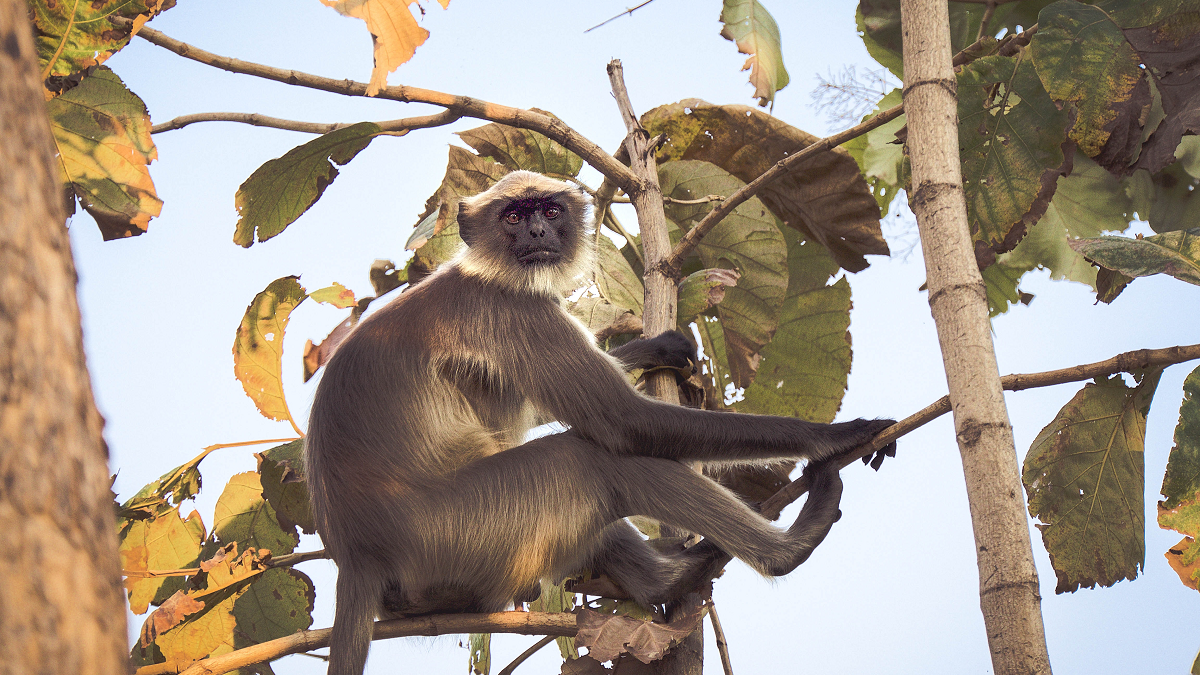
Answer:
[{"xmin": 516, "ymin": 249, "xmax": 563, "ymax": 265}]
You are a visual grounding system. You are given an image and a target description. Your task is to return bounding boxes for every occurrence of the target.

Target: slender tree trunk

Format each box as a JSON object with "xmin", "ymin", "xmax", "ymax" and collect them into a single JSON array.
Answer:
[
  {"xmin": 607, "ymin": 60, "xmax": 699, "ymax": 675},
  {"xmin": 899, "ymin": 1, "xmax": 1053, "ymax": 673},
  {"xmin": 0, "ymin": 3, "xmax": 130, "ymax": 674}
]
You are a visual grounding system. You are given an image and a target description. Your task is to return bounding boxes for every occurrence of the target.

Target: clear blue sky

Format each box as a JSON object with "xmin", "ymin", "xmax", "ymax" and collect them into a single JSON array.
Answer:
[{"xmin": 71, "ymin": 0, "xmax": 1200, "ymax": 672}]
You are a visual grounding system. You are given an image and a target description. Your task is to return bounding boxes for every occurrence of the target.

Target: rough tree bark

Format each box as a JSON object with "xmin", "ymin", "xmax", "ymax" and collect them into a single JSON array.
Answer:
[
  {"xmin": 899, "ymin": 1, "xmax": 1053, "ymax": 673},
  {"xmin": 0, "ymin": 2, "xmax": 130, "ymax": 674},
  {"xmin": 607, "ymin": 60, "xmax": 700, "ymax": 675}
]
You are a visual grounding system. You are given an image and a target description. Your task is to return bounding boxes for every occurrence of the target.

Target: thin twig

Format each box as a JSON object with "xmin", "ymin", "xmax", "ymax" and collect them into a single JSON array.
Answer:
[
  {"xmin": 609, "ymin": 194, "xmax": 726, "ymax": 206},
  {"xmin": 110, "ymin": 18, "xmax": 639, "ymax": 190},
  {"xmin": 709, "ymin": 601, "xmax": 735, "ymax": 675},
  {"xmin": 976, "ymin": 1, "xmax": 998, "ymax": 42},
  {"xmin": 759, "ymin": 341, "xmax": 1200, "ymax": 520},
  {"xmin": 585, "ymin": 0, "xmax": 657, "ymax": 33},
  {"xmin": 132, "ymin": 612, "xmax": 578, "ymax": 675},
  {"xmin": 266, "ymin": 549, "xmax": 329, "ymax": 568},
  {"xmin": 151, "ymin": 110, "xmax": 461, "ymax": 135},
  {"xmin": 496, "ymin": 636, "xmax": 557, "ymax": 675}
]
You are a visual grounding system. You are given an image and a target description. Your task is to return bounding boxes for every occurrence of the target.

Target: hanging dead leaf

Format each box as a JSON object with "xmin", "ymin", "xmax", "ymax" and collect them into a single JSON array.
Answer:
[{"xmin": 320, "ymin": 0, "xmax": 452, "ymax": 96}]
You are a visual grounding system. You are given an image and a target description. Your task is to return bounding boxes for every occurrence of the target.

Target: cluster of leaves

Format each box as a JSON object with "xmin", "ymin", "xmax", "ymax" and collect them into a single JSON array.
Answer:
[
  {"xmin": 853, "ymin": 0, "xmax": 1200, "ymax": 314},
  {"xmin": 117, "ymin": 440, "xmax": 316, "ymax": 671}
]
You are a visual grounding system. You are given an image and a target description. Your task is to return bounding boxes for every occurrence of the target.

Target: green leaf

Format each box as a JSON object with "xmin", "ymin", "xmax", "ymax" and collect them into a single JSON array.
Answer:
[
  {"xmin": 1161, "ymin": 365, "xmax": 1200, "ymax": 510},
  {"xmin": 457, "ymin": 118, "xmax": 583, "ymax": 178},
  {"xmin": 1031, "ymin": 0, "xmax": 1149, "ymax": 163},
  {"xmin": 696, "ymin": 315, "xmax": 733, "ymax": 407},
  {"xmin": 957, "ymin": 54, "xmax": 1070, "ymax": 253},
  {"xmin": 1144, "ymin": 137, "xmax": 1200, "ymax": 234},
  {"xmin": 983, "ymin": 153, "xmax": 1137, "ymax": 313},
  {"xmin": 234, "ymin": 122, "xmax": 383, "ymax": 247},
  {"xmin": 642, "ymin": 100, "xmax": 885, "ymax": 273},
  {"xmin": 843, "ymin": 88, "xmax": 906, "ymax": 216},
  {"xmin": 469, "ymin": 632, "xmax": 491, "ymax": 675},
  {"xmin": 677, "ymin": 268, "xmax": 739, "ymax": 323},
  {"xmin": 232, "ymin": 568, "xmax": 315, "ymax": 644},
  {"xmin": 660, "ymin": 161, "xmax": 789, "ymax": 388},
  {"xmin": 256, "ymin": 440, "xmax": 315, "ymax": 535},
  {"xmin": 1023, "ymin": 369, "xmax": 1163, "ymax": 593},
  {"xmin": 856, "ymin": 0, "xmax": 1053, "ymax": 79},
  {"xmin": 213, "ymin": 472, "xmax": 299, "ymax": 557},
  {"xmin": 370, "ymin": 259, "xmax": 406, "ymax": 296},
  {"xmin": 118, "ymin": 507, "xmax": 206, "ymax": 614},
  {"xmin": 529, "ymin": 581, "xmax": 578, "ymax": 660},
  {"xmin": 740, "ymin": 228, "xmax": 850, "ymax": 423},
  {"xmin": 31, "ymin": 0, "xmax": 171, "ymax": 77},
  {"xmin": 596, "ymin": 234, "xmax": 644, "ymax": 315},
  {"xmin": 46, "ymin": 67, "xmax": 161, "ymax": 240},
  {"xmin": 719, "ymin": 0, "xmax": 789, "ymax": 107},
  {"xmin": 309, "ymin": 283, "xmax": 356, "ymax": 308},
  {"xmin": 1069, "ymin": 228, "xmax": 1200, "ymax": 287},
  {"xmin": 233, "ymin": 277, "xmax": 307, "ymax": 424}
]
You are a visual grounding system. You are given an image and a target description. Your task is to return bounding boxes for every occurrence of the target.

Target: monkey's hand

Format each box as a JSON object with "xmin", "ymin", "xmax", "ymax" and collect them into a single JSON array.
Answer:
[
  {"xmin": 860, "ymin": 423, "xmax": 898, "ymax": 471},
  {"xmin": 608, "ymin": 330, "xmax": 698, "ymax": 374}
]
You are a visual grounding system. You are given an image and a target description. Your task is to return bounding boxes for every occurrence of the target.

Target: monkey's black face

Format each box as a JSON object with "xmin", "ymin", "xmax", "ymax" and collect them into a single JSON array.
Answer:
[{"xmin": 500, "ymin": 198, "xmax": 568, "ymax": 267}]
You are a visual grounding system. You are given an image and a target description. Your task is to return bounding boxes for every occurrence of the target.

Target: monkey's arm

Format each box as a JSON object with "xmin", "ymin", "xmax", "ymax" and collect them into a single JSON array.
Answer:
[{"xmin": 511, "ymin": 304, "xmax": 894, "ymax": 465}]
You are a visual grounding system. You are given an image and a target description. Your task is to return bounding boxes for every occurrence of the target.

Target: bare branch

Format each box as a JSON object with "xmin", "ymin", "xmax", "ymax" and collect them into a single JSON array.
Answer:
[
  {"xmin": 266, "ymin": 549, "xmax": 329, "ymax": 568},
  {"xmin": 110, "ymin": 18, "xmax": 639, "ymax": 190},
  {"xmin": 496, "ymin": 635, "xmax": 557, "ymax": 675},
  {"xmin": 585, "ymin": 0, "xmax": 658, "ymax": 33},
  {"xmin": 132, "ymin": 612, "xmax": 578, "ymax": 675},
  {"xmin": 709, "ymin": 602, "xmax": 735, "ymax": 675},
  {"xmin": 151, "ymin": 110, "xmax": 462, "ymax": 135},
  {"xmin": 761, "ymin": 341, "xmax": 1200, "ymax": 519}
]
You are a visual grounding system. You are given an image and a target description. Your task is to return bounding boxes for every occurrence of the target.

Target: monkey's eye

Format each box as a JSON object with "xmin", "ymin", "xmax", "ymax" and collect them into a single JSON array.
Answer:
[
  {"xmin": 504, "ymin": 212, "xmax": 522, "ymax": 225},
  {"xmin": 544, "ymin": 205, "xmax": 561, "ymax": 219}
]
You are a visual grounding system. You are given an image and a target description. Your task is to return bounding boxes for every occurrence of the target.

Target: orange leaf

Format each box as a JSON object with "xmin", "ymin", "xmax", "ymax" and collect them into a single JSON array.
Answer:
[{"xmin": 321, "ymin": 0, "xmax": 451, "ymax": 95}]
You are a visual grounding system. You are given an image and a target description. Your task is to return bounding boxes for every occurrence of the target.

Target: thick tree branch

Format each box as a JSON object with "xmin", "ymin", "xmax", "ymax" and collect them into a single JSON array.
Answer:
[
  {"xmin": 110, "ymin": 18, "xmax": 639, "ymax": 190},
  {"xmin": 150, "ymin": 110, "xmax": 462, "ymax": 135},
  {"xmin": 133, "ymin": 612, "xmax": 578, "ymax": 675},
  {"xmin": 661, "ymin": 23, "xmax": 1039, "ymax": 276}
]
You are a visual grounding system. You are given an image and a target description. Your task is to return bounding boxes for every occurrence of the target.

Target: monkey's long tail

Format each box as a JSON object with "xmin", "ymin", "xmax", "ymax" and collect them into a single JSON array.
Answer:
[{"xmin": 328, "ymin": 569, "xmax": 381, "ymax": 675}]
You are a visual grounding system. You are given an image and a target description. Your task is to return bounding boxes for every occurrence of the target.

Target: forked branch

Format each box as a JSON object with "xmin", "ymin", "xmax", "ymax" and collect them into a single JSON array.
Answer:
[{"xmin": 110, "ymin": 18, "xmax": 640, "ymax": 190}]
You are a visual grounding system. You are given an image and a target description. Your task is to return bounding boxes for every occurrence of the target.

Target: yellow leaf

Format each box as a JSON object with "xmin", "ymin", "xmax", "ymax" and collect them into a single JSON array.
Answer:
[{"xmin": 320, "ymin": 0, "xmax": 451, "ymax": 96}]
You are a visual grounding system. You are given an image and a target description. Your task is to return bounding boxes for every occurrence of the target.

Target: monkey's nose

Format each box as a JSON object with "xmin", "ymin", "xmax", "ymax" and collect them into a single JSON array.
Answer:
[{"xmin": 528, "ymin": 225, "xmax": 546, "ymax": 237}]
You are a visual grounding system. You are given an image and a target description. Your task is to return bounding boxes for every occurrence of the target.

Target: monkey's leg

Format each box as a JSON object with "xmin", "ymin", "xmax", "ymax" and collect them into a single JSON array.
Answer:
[
  {"xmin": 583, "ymin": 520, "xmax": 728, "ymax": 607},
  {"xmin": 608, "ymin": 456, "xmax": 844, "ymax": 578}
]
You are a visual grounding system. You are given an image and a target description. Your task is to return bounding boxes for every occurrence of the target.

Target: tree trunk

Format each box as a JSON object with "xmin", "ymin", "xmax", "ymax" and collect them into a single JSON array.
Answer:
[
  {"xmin": 0, "ymin": 3, "xmax": 130, "ymax": 674},
  {"xmin": 607, "ymin": 60, "xmax": 698, "ymax": 675},
  {"xmin": 898, "ymin": 1, "xmax": 1053, "ymax": 673}
]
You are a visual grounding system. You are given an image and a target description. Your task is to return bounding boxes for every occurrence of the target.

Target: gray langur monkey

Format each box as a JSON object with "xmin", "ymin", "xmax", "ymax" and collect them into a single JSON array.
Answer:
[{"xmin": 305, "ymin": 170, "xmax": 896, "ymax": 675}]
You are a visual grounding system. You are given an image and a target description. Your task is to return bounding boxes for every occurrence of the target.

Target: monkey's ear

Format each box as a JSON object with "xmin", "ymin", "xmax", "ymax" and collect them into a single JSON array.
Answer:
[{"xmin": 457, "ymin": 201, "xmax": 480, "ymax": 248}]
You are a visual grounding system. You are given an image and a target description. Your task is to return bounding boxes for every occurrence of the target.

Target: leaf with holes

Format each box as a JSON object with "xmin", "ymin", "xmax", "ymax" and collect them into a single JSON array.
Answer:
[
  {"xmin": 118, "ymin": 507, "xmax": 206, "ymax": 615},
  {"xmin": 214, "ymin": 472, "xmax": 299, "ymax": 556},
  {"xmin": 1023, "ymin": 369, "xmax": 1163, "ymax": 593},
  {"xmin": 660, "ymin": 161, "xmax": 788, "ymax": 388},
  {"xmin": 741, "ymin": 227, "xmax": 850, "ymax": 423},
  {"xmin": 957, "ymin": 54, "xmax": 1070, "ymax": 254},
  {"xmin": 1031, "ymin": 1, "xmax": 1149, "ymax": 168},
  {"xmin": 31, "ymin": 0, "xmax": 172, "ymax": 77},
  {"xmin": 46, "ymin": 67, "xmax": 161, "ymax": 240},
  {"xmin": 233, "ymin": 277, "xmax": 306, "ymax": 424}
]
